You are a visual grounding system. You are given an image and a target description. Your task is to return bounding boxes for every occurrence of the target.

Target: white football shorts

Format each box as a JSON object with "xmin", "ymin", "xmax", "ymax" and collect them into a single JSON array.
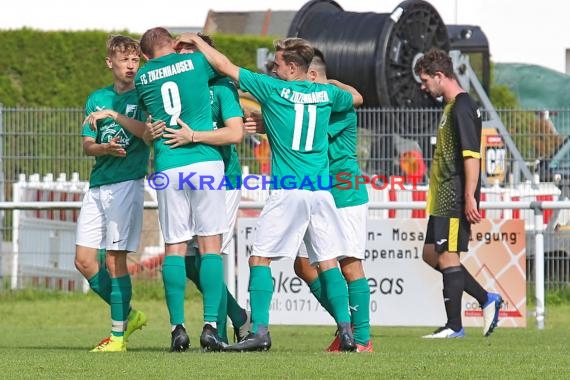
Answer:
[
  {"xmin": 298, "ymin": 203, "xmax": 367, "ymax": 261},
  {"xmin": 252, "ymin": 189, "xmax": 350, "ymax": 264},
  {"xmin": 157, "ymin": 161, "xmax": 227, "ymax": 244},
  {"xmin": 76, "ymin": 178, "xmax": 144, "ymax": 252},
  {"xmin": 186, "ymin": 188, "xmax": 241, "ymax": 256}
]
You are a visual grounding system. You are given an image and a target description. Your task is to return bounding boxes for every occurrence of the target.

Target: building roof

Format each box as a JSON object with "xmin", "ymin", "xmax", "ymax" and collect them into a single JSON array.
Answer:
[{"xmin": 203, "ymin": 10, "xmax": 295, "ymax": 36}]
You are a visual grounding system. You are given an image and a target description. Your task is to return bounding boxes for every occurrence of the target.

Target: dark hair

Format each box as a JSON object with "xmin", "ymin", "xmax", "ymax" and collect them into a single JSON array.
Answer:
[
  {"xmin": 198, "ymin": 33, "xmax": 215, "ymax": 48},
  {"xmin": 140, "ymin": 27, "xmax": 173, "ymax": 58},
  {"xmin": 274, "ymin": 37, "xmax": 314, "ymax": 73},
  {"xmin": 312, "ymin": 48, "xmax": 325, "ymax": 64},
  {"xmin": 106, "ymin": 35, "xmax": 140, "ymax": 57},
  {"xmin": 177, "ymin": 32, "xmax": 214, "ymax": 51},
  {"xmin": 414, "ymin": 48, "xmax": 454, "ymax": 78},
  {"xmin": 309, "ymin": 48, "xmax": 327, "ymax": 76}
]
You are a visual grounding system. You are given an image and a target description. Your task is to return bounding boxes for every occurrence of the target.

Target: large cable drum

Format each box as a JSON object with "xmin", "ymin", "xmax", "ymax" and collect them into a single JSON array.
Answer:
[{"xmin": 288, "ymin": 0, "xmax": 450, "ymax": 108}]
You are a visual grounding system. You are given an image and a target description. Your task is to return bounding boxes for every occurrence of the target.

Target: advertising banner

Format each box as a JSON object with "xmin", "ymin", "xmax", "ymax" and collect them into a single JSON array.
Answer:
[{"xmin": 236, "ymin": 218, "xmax": 525, "ymax": 327}]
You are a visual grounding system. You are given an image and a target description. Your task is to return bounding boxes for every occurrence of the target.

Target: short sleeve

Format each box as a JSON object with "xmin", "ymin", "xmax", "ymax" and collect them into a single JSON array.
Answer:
[
  {"xmin": 192, "ymin": 52, "xmax": 219, "ymax": 81},
  {"xmin": 329, "ymin": 85, "xmax": 353, "ymax": 114},
  {"xmin": 216, "ymin": 79, "xmax": 244, "ymax": 121},
  {"xmin": 454, "ymin": 94, "xmax": 482, "ymax": 159},
  {"xmin": 81, "ymin": 95, "xmax": 98, "ymax": 139},
  {"xmin": 238, "ymin": 68, "xmax": 278, "ymax": 103}
]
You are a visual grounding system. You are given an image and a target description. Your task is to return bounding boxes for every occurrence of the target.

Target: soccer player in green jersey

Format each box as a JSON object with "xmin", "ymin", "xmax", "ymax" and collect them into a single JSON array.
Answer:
[
  {"xmin": 75, "ymin": 35, "xmax": 149, "ymax": 352},
  {"xmin": 167, "ymin": 33, "xmax": 252, "ymax": 344},
  {"xmin": 135, "ymin": 27, "xmax": 227, "ymax": 352},
  {"xmin": 414, "ymin": 48, "xmax": 503, "ymax": 339},
  {"xmin": 293, "ymin": 49, "xmax": 373, "ymax": 352},
  {"xmin": 185, "ymin": 33, "xmax": 363, "ymax": 352}
]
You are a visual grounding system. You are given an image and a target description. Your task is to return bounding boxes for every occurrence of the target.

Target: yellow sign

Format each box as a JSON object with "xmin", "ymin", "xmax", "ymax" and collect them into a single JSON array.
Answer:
[{"xmin": 481, "ymin": 128, "xmax": 506, "ymax": 184}]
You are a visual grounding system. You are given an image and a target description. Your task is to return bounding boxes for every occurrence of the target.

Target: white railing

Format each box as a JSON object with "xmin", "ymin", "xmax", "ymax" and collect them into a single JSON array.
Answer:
[{"xmin": 4, "ymin": 199, "xmax": 570, "ymax": 330}]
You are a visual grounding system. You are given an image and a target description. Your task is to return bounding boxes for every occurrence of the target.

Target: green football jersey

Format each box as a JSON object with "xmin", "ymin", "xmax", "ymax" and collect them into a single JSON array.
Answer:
[
  {"xmin": 427, "ymin": 92, "xmax": 482, "ymax": 217},
  {"xmin": 238, "ymin": 68, "xmax": 353, "ymax": 190},
  {"xmin": 82, "ymin": 85, "xmax": 149, "ymax": 188},
  {"xmin": 135, "ymin": 52, "xmax": 222, "ymax": 172},
  {"xmin": 328, "ymin": 109, "xmax": 369, "ymax": 208},
  {"xmin": 210, "ymin": 77, "xmax": 243, "ymax": 189}
]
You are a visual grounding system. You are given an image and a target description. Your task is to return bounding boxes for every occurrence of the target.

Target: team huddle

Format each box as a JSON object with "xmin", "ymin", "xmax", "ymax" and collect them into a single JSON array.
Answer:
[{"xmin": 75, "ymin": 27, "xmax": 503, "ymax": 353}]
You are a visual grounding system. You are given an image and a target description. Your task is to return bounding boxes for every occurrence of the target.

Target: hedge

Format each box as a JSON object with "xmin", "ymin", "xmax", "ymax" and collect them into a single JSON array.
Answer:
[{"xmin": 0, "ymin": 29, "xmax": 275, "ymax": 107}]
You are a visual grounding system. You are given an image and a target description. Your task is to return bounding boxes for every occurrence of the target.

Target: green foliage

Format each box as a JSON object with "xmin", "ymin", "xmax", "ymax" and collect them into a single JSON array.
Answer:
[
  {"xmin": 545, "ymin": 285, "xmax": 570, "ymax": 305},
  {"xmin": 0, "ymin": 29, "xmax": 275, "ymax": 107},
  {"xmin": 211, "ymin": 33, "xmax": 275, "ymax": 72},
  {"xmin": 490, "ymin": 84, "xmax": 519, "ymax": 109},
  {"xmin": 0, "ymin": 29, "xmax": 119, "ymax": 107}
]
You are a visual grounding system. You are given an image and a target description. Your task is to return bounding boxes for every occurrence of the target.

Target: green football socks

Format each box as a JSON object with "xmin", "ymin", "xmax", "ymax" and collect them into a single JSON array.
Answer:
[
  {"xmin": 162, "ymin": 255, "xmax": 187, "ymax": 325},
  {"xmin": 88, "ymin": 266, "xmax": 112, "ymax": 304},
  {"xmin": 110, "ymin": 275, "xmax": 131, "ymax": 337},
  {"xmin": 248, "ymin": 265, "xmax": 273, "ymax": 334},
  {"xmin": 199, "ymin": 253, "xmax": 224, "ymax": 324},
  {"xmin": 348, "ymin": 277, "xmax": 370, "ymax": 345},
  {"xmin": 308, "ymin": 277, "xmax": 334, "ymax": 315},
  {"xmin": 319, "ymin": 267, "xmax": 351, "ymax": 324}
]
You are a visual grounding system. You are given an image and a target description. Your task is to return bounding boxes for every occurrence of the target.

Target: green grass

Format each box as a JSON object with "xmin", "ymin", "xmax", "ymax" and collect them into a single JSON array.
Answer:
[{"xmin": 0, "ymin": 289, "xmax": 569, "ymax": 379}]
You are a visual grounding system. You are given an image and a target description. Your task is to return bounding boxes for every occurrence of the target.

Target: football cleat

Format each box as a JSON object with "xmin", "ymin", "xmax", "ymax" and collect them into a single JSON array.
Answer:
[
  {"xmin": 356, "ymin": 341, "xmax": 374, "ymax": 352},
  {"xmin": 91, "ymin": 336, "xmax": 111, "ymax": 350},
  {"xmin": 325, "ymin": 333, "xmax": 341, "ymax": 352},
  {"xmin": 125, "ymin": 309, "xmax": 147, "ymax": 341},
  {"xmin": 233, "ymin": 310, "xmax": 252, "ymax": 343},
  {"xmin": 170, "ymin": 324, "xmax": 190, "ymax": 352},
  {"xmin": 200, "ymin": 324, "xmax": 228, "ymax": 352},
  {"xmin": 482, "ymin": 292, "xmax": 503, "ymax": 336},
  {"xmin": 338, "ymin": 323, "xmax": 357, "ymax": 352},
  {"xmin": 422, "ymin": 326, "xmax": 465, "ymax": 338},
  {"xmin": 90, "ymin": 335, "xmax": 126, "ymax": 352},
  {"xmin": 225, "ymin": 331, "xmax": 272, "ymax": 352}
]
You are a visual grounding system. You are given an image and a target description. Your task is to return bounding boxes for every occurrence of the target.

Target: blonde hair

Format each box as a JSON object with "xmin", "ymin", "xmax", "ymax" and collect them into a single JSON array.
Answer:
[{"xmin": 106, "ymin": 35, "xmax": 140, "ymax": 57}]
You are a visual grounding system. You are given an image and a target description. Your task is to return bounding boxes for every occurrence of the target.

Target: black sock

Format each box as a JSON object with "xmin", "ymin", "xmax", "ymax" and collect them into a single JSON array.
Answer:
[
  {"xmin": 461, "ymin": 265, "xmax": 488, "ymax": 306},
  {"xmin": 442, "ymin": 266, "xmax": 465, "ymax": 331},
  {"xmin": 437, "ymin": 264, "xmax": 488, "ymax": 307}
]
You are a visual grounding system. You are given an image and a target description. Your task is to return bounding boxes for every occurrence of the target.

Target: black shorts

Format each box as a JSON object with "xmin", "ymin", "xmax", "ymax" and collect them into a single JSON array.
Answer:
[{"xmin": 425, "ymin": 215, "xmax": 471, "ymax": 253}]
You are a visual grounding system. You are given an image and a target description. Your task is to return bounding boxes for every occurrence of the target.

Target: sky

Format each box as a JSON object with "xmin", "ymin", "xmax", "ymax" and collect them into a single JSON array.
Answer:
[{"xmin": 1, "ymin": 0, "xmax": 569, "ymax": 73}]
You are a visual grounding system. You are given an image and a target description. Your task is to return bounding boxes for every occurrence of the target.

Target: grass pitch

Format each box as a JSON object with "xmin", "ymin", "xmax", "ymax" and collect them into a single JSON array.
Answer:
[{"xmin": 0, "ymin": 288, "xmax": 569, "ymax": 379}]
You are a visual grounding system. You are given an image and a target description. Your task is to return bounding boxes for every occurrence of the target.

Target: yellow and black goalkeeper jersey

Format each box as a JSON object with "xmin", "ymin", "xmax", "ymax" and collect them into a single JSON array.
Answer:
[{"xmin": 427, "ymin": 92, "xmax": 482, "ymax": 217}]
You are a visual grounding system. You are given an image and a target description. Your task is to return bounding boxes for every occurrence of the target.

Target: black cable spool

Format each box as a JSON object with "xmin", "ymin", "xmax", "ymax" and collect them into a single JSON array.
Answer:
[{"xmin": 288, "ymin": 0, "xmax": 450, "ymax": 108}]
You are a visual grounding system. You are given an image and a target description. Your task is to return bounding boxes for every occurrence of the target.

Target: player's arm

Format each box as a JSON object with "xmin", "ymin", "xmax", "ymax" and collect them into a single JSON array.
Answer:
[
  {"xmin": 82, "ymin": 136, "xmax": 126, "ymax": 157},
  {"xmin": 186, "ymin": 33, "xmax": 240, "ymax": 83},
  {"xmin": 84, "ymin": 109, "xmax": 165, "ymax": 139},
  {"xmin": 464, "ymin": 157, "xmax": 481, "ymax": 223},
  {"xmin": 456, "ymin": 96, "xmax": 483, "ymax": 224},
  {"xmin": 328, "ymin": 79, "xmax": 363, "ymax": 107},
  {"xmin": 194, "ymin": 117, "xmax": 244, "ymax": 145},
  {"xmin": 165, "ymin": 117, "xmax": 243, "ymax": 148}
]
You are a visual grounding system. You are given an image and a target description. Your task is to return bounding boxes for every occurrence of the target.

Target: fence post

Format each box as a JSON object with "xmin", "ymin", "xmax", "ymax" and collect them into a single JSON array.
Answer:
[
  {"xmin": 0, "ymin": 103, "xmax": 4, "ymax": 238},
  {"xmin": 11, "ymin": 175, "xmax": 22, "ymax": 289},
  {"xmin": 533, "ymin": 201, "xmax": 545, "ymax": 329}
]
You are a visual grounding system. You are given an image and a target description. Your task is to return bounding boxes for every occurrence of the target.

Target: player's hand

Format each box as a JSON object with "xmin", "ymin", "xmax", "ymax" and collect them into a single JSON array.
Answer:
[
  {"xmin": 244, "ymin": 112, "xmax": 265, "ymax": 134},
  {"xmin": 143, "ymin": 115, "xmax": 166, "ymax": 144},
  {"xmin": 105, "ymin": 136, "xmax": 126, "ymax": 157},
  {"xmin": 163, "ymin": 118, "xmax": 194, "ymax": 148},
  {"xmin": 83, "ymin": 110, "xmax": 116, "ymax": 131},
  {"xmin": 464, "ymin": 195, "xmax": 481, "ymax": 224},
  {"xmin": 243, "ymin": 117, "xmax": 258, "ymax": 134}
]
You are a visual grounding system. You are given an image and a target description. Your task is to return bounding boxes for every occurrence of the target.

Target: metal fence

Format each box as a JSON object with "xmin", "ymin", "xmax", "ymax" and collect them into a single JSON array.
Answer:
[{"xmin": 1, "ymin": 105, "xmax": 570, "ymax": 290}]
